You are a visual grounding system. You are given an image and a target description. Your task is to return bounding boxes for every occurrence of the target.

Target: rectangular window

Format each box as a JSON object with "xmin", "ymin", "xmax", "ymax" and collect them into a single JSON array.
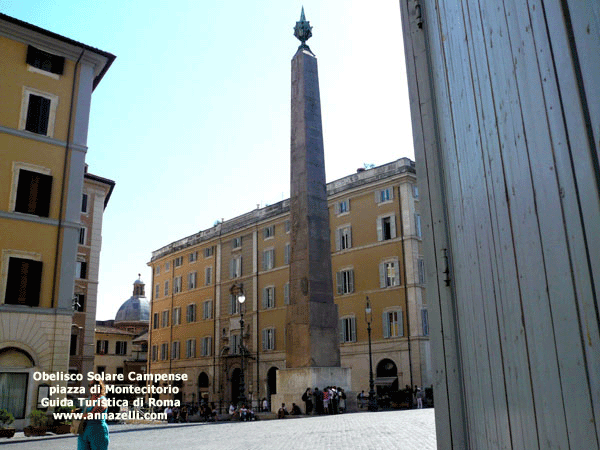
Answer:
[
  {"xmin": 201, "ymin": 337, "xmax": 212, "ymax": 356},
  {"xmin": 186, "ymin": 304, "xmax": 197, "ymax": 323},
  {"xmin": 161, "ymin": 310, "xmax": 169, "ymax": 327},
  {"xmin": 115, "ymin": 341, "xmax": 127, "ymax": 356},
  {"xmin": 76, "ymin": 260, "xmax": 87, "ymax": 279},
  {"xmin": 413, "ymin": 184, "xmax": 419, "ymax": 198},
  {"xmin": 415, "ymin": 214, "xmax": 422, "ymax": 238},
  {"xmin": 14, "ymin": 170, "xmax": 53, "ymax": 217},
  {"xmin": 188, "ymin": 272, "xmax": 197, "ymax": 289},
  {"xmin": 232, "ymin": 237, "xmax": 242, "ymax": 249},
  {"xmin": 336, "ymin": 199, "xmax": 350, "ymax": 214},
  {"xmin": 155, "ymin": 266, "xmax": 160, "ymax": 275},
  {"xmin": 164, "ymin": 280, "xmax": 169, "ymax": 296},
  {"xmin": 172, "ymin": 307, "xmax": 181, "ymax": 326},
  {"xmin": 154, "ymin": 284, "xmax": 160, "ymax": 299},
  {"xmin": 96, "ymin": 340, "xmax": 108, "ymax": 355},
  {"xmin": 262, "ymin": 328, "xmax": 276, "ymax": 350},
  {"xmin": 422, "ymin": 309, "xmax": 429, "ymax": 336},
  {"xmin": 165, "ymin": 261, "xmax": 170, "ymax": 271},
  {"xmin": 189, "ymin": 251, "xmax": 198, "ymax": 263},
  {"xmin": 418, "ymin": 259, "xmax": 426, "ymax": 285},
  {"xmin": 336, "ymin": 269, "xmax": 355, "ymax": 295},
  {"xmin": 171, "ymin": 341, "xmax": 180, "ymax": 360},
  {"xmin": 284, "ymin": 282, "xmax": 290, "ymax": 305},
  {"xmin": 376, "ymin": 187, "xmax": 393, "ymax": 203},
  {"xmin": 97, "ymin": 366, "xmax": 106, "ymax": 375},
  {"xmin": 173, "ymin": 276, "xmax": 182, "ymax": 294},
  {"xmin": 230, "ymin": 294, "xmax": 240, "ymax": 315},
  {"xmin": 186, "ymin": 339, "xmax": 196, "ymax": 358},
  {"xmin": 383, "ymin": 310, "xmax": 404, "ymax": 338},
  {"xmin": 203, "ymin": 300, "xmax": 212, "ymax": 319},
  {"xmin": 5, "ymin": 257, "xmax": 42, "ymax": 306},
  {"xmin": 25, "ymin": 94, "xmax": 52, "ymax": 135},
  {"xmin": 336, "ymin": 226, "xmax": 352, "ymax": 251},
  {"xmin": 230, "ymin": 256, "xmax": 242, "ymax": 278},
  {"xmin": 263, "ymin": 225, "xmax": 275, "ymax": 239},
  {"xmin": 153, "ymin": 312, "xmax": 159, "ymax": 330},
  {"xmin": 205, "ymin": 267, "xmax": 213, "ymax": 285},
  {"xmin": 285, "ymin": 220, "xmax": 291, "ymax": 233},
  {"xmin": 174, "ymin": 256, "xmax": 183, "ymax": 267},
  {"xmin": 377, "ymin": 215, "xmax": 397, "ymax": 241},
  {"xmin": 230, "ymin": 334, "xmax": 241, "ymax": 355},
  {"xmin": 160, "ymin": 343, "xmax": 168, "ymax": 360},
  {"xmin": 73, "ymin": 293, "xmax": 85, "ymax": 312},
  {"xmin": 70, "ymin": 334, "xmax": 78, "ymax": 356},
  {"xmin": 151, "ymin": 345, "xmax": 158, "ymax": 361},
  {"xmin": 262, "ymin": 249, "xmax": 275, "ymax": 271},
  {"xmin": 262, "ymin": 286, "xmax": 275, "ymax": 309},
  {"xmin": 78, "ymin": 227, "xmax": 86, "ymax": 245},
  {"xmin": 339, "ymin": 317, "xmax": 356, "ymax": 343},
  {"xmin": 379, "ymin": 260, "xmax": 400, "ymax": 288},
  {"xmin": 284, "ymin": 243, "xmax": 290, "ymax": 265},
  {"xmin": 204, "ymin": 246, "xmax": 214, "ymax": 258},
  {"xmin": 26, "ymin": 46, "xmax": 65, "ymax": 75},
  {"xmin": 81, "ymin": 193, "xmax": 88, "ymax": 213}
]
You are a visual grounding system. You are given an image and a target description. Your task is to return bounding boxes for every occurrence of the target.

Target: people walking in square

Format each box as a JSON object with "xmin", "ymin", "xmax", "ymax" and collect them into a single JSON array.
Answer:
[
  {"xmin": 416, "ymin": 387, "xmax": 424, "ymax": 409},
  {"xmin": 302, "ymin": 388, "xmax": 313, "ymax": 415},
  {"xmin": 313, "ymin": 387, "xmax": 323, "ymax": 414}
]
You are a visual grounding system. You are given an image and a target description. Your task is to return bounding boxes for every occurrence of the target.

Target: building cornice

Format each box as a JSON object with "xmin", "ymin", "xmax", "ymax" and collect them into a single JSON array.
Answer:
[{"xmin": 150, "ymin": 158, "xmax": 416, "ymax": 262}]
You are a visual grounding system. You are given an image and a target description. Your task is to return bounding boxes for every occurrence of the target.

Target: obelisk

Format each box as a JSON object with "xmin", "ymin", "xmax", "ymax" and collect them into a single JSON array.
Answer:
[{"xmin": 273, "ymin": 8, "xmax": 351, "ymax": 410}]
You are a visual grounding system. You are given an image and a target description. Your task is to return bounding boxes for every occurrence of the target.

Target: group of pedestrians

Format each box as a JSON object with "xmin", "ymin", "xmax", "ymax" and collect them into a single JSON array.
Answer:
[
  {"xmin": 302, "ymin": 386, "xmax": 347, "ymax": 415},
  {"xmin": 228, "ymin": 402, "xmax": 257, "ymax": 421}
]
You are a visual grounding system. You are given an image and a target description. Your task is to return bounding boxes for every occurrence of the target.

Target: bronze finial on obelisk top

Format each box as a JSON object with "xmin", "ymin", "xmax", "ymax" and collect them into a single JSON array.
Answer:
[{"xmin": 293, "ymin": 7, "xmax": 313, "ymax": 50}]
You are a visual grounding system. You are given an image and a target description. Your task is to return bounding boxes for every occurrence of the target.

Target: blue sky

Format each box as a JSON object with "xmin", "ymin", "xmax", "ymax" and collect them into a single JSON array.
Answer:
[{"xmin": 2, "ymin": 1, "xmax": 414, "ymax": 319}]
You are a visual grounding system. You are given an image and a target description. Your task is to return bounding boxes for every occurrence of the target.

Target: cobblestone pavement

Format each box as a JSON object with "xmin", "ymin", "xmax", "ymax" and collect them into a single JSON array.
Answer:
[{"xmin": 2, "ymin": 409, "xmax": 437, "ymax": 450}]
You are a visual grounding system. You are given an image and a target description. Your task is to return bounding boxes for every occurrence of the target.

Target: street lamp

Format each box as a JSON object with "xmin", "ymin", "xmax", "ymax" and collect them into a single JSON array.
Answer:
[
  {"xmin": 236, "ymin": 287, "xmax": 247, "ymax": 405},
  {"xmin": 365, "ymin": 296, "xmax": 378, "ymax": 411}
]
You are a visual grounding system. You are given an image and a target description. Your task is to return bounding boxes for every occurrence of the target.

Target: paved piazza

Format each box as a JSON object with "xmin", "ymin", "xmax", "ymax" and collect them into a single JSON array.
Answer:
[{"xmin": 4, "ymin": 409, "xmax": 437, "ymax": 450}]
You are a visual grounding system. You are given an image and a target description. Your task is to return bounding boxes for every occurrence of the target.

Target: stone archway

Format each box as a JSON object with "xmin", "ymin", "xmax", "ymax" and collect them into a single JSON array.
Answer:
[
  {"xmin": 0, "ymin": 347, "xmax": 34, "ymax": 421},
  {"xmin": 375, "ymin": 358, "xmax": 399, "ymax": 405},
  {"xmin": 197, "ymin": 372, "xmax": 209, "ymax": 405},
  {"xmin": 266, "ymin": 367, "xmax": 278, "ymax": 411}
]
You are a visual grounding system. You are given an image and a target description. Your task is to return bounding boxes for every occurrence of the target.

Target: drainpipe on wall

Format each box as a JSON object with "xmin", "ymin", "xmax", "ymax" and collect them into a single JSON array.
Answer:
[{"xmin": 50, "ymin": 50, "xmax": 84, "ymax": 373}]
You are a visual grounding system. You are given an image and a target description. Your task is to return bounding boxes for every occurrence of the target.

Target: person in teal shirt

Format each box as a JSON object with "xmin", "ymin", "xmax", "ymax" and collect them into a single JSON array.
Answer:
[{"xmin": 78, "ymin": 379, "xmax": 110, "ymax": 450}]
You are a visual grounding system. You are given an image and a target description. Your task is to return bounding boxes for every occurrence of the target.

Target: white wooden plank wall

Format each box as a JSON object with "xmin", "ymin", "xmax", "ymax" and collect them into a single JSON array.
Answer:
[{"xmin": 399, "ymin": 0, "xmax": 600, "ymax": 448}]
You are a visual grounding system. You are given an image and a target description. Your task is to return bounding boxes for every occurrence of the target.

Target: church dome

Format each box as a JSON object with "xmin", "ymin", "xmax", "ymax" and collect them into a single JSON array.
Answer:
[{"xmin": 115, "ymin": 275, "xmax": 149, "ymax": 323}]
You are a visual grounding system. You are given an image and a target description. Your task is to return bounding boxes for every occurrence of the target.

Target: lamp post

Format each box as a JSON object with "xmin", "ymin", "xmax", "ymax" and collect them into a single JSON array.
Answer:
[
  {"xmin": 236, "ymin": 286, "xmax": 247, "ymax": 405},
  {"xmin": 365, "ymin": 296, "xmax": 378, "ymax": 411}
]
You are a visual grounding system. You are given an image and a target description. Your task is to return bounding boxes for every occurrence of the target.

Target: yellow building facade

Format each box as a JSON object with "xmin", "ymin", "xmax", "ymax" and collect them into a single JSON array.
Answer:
[
  {"xmin": 148, "ymin": 158, "xmax": 430, "ymax": 411},
  {"xmin": 0, "ymin": 13, "xmax": 114, "ymax": 428}
]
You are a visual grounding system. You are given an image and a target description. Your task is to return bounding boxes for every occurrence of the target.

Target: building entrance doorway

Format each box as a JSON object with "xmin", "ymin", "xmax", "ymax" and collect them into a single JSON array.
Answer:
[
  {"xmin": 266, "ymin": 367, "xmax": 278, "ymax": 411},
  {"xmin": 376, "ymin": 358, "xmax": 399, "ymax": 407}
]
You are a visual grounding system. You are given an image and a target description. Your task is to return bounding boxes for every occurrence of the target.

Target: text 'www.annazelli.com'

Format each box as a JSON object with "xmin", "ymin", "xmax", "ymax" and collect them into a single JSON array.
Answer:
[{"xmin": 53, "ymin": 411, "xmax": 167, "ymax": 421}]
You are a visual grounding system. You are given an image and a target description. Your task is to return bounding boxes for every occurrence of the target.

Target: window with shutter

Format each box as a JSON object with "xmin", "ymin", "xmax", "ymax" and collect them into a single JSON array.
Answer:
[
  {"xmin": 284, "ymin": 282, "xmax": 290, "ymax": 305},
  {"xmin": 339, "ymin": 317, "xmax": 356, "ymax": 342},
  {"xmin": 25, "ymin": 94, "xmax": 51, "ymax": 135},
  {"xmin": 15, "ymin": 170, "xmax": 53, "ymax": 217},
  {"xmin": 5, "ymin": 257, "xmax": 42, "ymax": 306},
  {"xmin": 26, "ymin": 46, "xmax": 65, "ymax": 74},
  {"xmin": 81, "ymin": 193, "xmax": 88, "ymax": 213}
]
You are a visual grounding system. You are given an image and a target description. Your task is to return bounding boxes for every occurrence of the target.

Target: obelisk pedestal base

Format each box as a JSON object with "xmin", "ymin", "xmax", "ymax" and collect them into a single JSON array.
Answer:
[{"xmin": 271, "ymin": 367, "xmax": 351, "ymax": 413}]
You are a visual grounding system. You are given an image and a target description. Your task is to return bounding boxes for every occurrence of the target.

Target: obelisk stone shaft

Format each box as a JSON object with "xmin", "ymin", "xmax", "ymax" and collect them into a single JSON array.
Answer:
[{"xmin": 286, "ymin": 46, "xmax": 340, "ymax": 368}]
